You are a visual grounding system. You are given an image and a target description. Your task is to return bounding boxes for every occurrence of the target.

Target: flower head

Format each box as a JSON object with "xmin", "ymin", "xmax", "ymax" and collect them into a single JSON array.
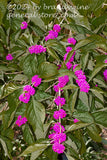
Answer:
[
  {"xmin": 76, "ymin": 79, "xmax": 90, "ymax": 92},
  {"xmin": 49, "ymin": 30, "xmax": 58, "ymax": 38},
  {"xmin": 23, "ymin": 85, "xmax": 35, "ymax": 96},
  {"xmin": 28, "ymin": 46, "xmax": 35, "ymax": 54},
  {"xmin": 74, "ymin": 119, "xmax": 79, "ymax": 123},
  {"xmin": 49, "ymin": 133, "xmax": 66, "ymax": 143},
  {"xmin": 52, "ymin": 143, "xmax": 65, "ymax": 154},
  {"xmin": 53, "ymin": 109, "xmax": 66, "ymax": 120},
  {"xmin": 53, "ymin": 122, "xmax": 65, "ymax": 133},
  {"xmin": 6, "ymin": 54, "xmax": 13, "ymax": 61},
  {"xmin": 28, "ymin": 45, "xmax": 46, "ymax": 54},
  {"xmin": 45, "ymin": 30, "xmax": 58, "ymax": 41},
  {"xmin": 68, "ymin": 37, "xmax": 76, "ymax": 45},
  {"xmin": 66, "ymin": 46, "xmax": 72, "ymax": 53},
  {"xmin": 66, "ymin": 62, "xmax": 72, "ymax": 70},
  {"xmin": 16, "ymin": 115, "xmax": 27, "ymax": 126},
  {"xmin": 58, "ymin": 75, "xmax": 69, "ymax": 88},
  {"xmin": 54, "ymin": 96, "xmax": 66, "ymax": 106},
  {"xmin": 21, "ymin": 21, "xmax": 28, "ymax": 30},
  {"xmin": 53, "ymin": 24, "xmax": 61, "ymax": 32},
  {"xmin": 19, "ymin": 93, "xmax": 30, "ymax": 103},
  {"xmin": 31, "ymin": 75, "xmax": 42, "ymax": 87}
]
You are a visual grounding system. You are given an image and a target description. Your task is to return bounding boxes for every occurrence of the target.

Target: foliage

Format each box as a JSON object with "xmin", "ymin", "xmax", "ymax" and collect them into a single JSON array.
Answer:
[{"xmin": 0, "ymin": 0, "xmax": 107, "ymax": 159}]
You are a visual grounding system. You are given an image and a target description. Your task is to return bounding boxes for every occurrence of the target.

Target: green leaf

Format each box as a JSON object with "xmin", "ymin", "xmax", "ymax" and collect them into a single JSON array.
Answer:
[
  {"xmin": 87, "ymin": 124, "xmax": 102, "ymax": 142},
  {"xmin": 23, "ymin": 124, "xmax": 35, "ymax": 145},
  {"xmin": 66, "ymin": 143, "xmax": 79, "ymax": 159},
  {"xmin": 75, "ymin": 130, "xmax": 86, "ymax": 154},
  {"xmin": 0, "ymin": 83, "xmax": 22, "ymax": 99},
  {"xmin": 21, "ymin": 54, "xmax": 38, "ymax": 79},
  {"xmin": 0, "ymin": 136, "xmax": 10, "ymax": 158},
  {"xmin": 1, "ymin": 128, "xmax": 14, "ymax": 140},
  {"xmin": 81, "ymin": 52, "xmax": 89, "ymax": 70},
  {"xmin": 30, "ymin": 148, "xmax": 47, "ymax": 160},
  {"xmin": 38, "ymin": 62, "xmax": 58, "ymax": 79},
  {"xmin": 74, "ymin": 15, "xmax": 91, "ymax": 30},
  {"xmin": 76, "ymin": 99, "xmax": 89, "ymax": 112},
  {"xmin": 73, "ymin": 111, "xmax": 95, "ymax": 123},
  {"xmin": 34, "ymin": 90, "xmax": 53, "ymax": 102},
  {"xmin": 46, "ymin": 39, "xmax": 66, "ymax": 57},
  {"xmin": 79, "ymin": 92, "xmax": 89, "ymax": 110},
  {"xmin": 44, "ymin": 146, "xmax": 58, "ymax": 160},
  {"xmin": 47, "ymin": 47, "xmax": 60, "ymax": 60},
  {"xmin": 90, "ymin": 88, "xmax": 104, "ymax": 102},
  {"xmin": 88, "ymin": 34, "xmax": 107, "ymax": 51},
  {"xmin": 0, "ymin": 26, "xmax": 6, "ymax": 43},
  {"xmin": 75, "ymin": 39, "xmax": 92, "ymax": 50},
  {"xmin": 2, "ymin": 89, "xmax": 22, "ymax": 128},
  {"xmin": 19, "ymin": 143, "xmax": 50, "ymax": 157},
  {"xmin": 92, "ymin": 15, "xmax": 107, "ymax": 30},
  {"xmin": 37, "ymin": 53, "xmax": 46, "ymax": 66},
  {"xmin": 92, "ymin": 110, "xmax": 107, "ymax": 127},
  {"xmin": 89, "ymin": 63, "xmax": 106, "ymax": 82},
  {"xmin": 13, "ymin": 74, "xmax": 28, "ymax": 81},
  {"xmin": 68, "ymin": 22, "xmax": 93, "ymax": 35},
  {"xmin": 63, "ymin": 84, "xmax": 78, "ymax": 90},
  {"xmin": 30, "ymin": 25, "xmax": 45, "ymax": 37},
  {"xmin": 68, "ymin": 89, "xmax": 78, "ymax": 113},
  {"xmin": 0, "ymin": 0, "xmax": 7, "ymax": 25},
  {"xmin": 66, "ymin": 122, "xmax": 91, "ymax": 133},
  {"xmin": 26, "ymin": 98, "xmax": 45, "ymax": 132},
  {"xmin": 58, "ymin": 69, "xmax": 76, "ymax": 79}
]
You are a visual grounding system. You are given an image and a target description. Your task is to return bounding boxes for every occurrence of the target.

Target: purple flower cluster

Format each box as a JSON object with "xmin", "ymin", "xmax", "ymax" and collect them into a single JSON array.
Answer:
[
  {"xmin": 74, "ymin": 119, "xmax": 79, "ymax": 123},
  {"xmin": 45, "ymin": 24, "xmax": 61, "ymax": 41},
  {"xmin": 53, "ymin": 75, "xmax": 69, "ymax": 92},
  {"xmin": 16, "ymin": 115, "xmax": 27, "ymax": 127},
  {"xmin": 28, "ymin": 45, "xmax": 46, "ymax": 54},
  {"xmin": 21, "ymin": 21, "xmax": 28, "ymax": 30},
  {"xmin": 105, "ymin": 59, "xmax": 107, "ymax": 63},
  {"xmin": 6, "ymin": 54, "xmax": 13, "ymax": 61},
  {"xmin": 53, "ymin": 109, "xmax": 66, "ymax": 120},
  {"xmin": 52, "ymin": 143, "xmax": 65, "ymax": 154},
  {"xmin": 49, "ymin": 122, "xmax": 66, "ymax": 154},
  {"xmin": 31, "ymin": 75, "xmax": 42, "ymax": 87},
  {"xmin": 74, "ymin": 69, "xmax": 90, "ymax": 93},
  {"xmin": 53, "ymin": 24, "xmax": 61, "ymax": 32},
  {"xmin": 68, "ymin": 37, "xmax": 76, "ymax": 45},
  {"xmin": 63, "ymin": 42, "xmax": 76, "ymax": 70},
  {"xmin": 23, "ymin": 85, "xmax": 35, "ymax": 95},
  {"xmin": 54, "ymin": 96, "xmax": 66, "ymax": 106},
  {"xmin": 19, "ymin": 75, "xmax": 42, "ymax": 103},
  {"xmin": 103, "ymin": 69, "xmax": 107, "ymax": 82},
  {"xmin": 66, "ymin": 62, "xmax": 72, "ymax": 70},
  {"xmin": 64, "ymin": 50, "xmax": 76, "ymax": 69},
  {"xmin": 19, "ymin": 85, "xmax": 35, "ymax": 103}
]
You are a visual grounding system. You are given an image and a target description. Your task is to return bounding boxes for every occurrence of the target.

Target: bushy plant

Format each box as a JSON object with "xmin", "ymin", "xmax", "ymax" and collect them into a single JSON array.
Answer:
[{"xmin": 0, "ymin": 0, "xmax": 107, "ymax": 159}]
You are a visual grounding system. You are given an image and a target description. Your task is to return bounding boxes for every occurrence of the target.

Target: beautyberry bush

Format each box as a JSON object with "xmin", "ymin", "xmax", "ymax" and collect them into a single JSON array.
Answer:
[{"xmin": 0, "ymin": 0, "xmax": 107, "ymax": 160}]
